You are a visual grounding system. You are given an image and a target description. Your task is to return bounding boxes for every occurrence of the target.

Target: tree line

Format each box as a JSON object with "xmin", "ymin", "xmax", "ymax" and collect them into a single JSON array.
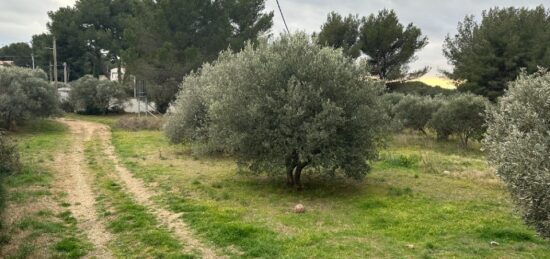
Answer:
[{"xmin": 2, "ymin": 2, "xmax": 548, "ymax": 111}]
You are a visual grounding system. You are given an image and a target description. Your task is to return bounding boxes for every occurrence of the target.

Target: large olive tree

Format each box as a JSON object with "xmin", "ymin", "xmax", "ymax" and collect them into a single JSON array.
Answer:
[
  {"xmin": 166, "ymin": 33, "xmax": 387, "ymax": 190},
  {"xmin": 484, "ymin": 70, "xmax": 550, "ymax": 238},
  {"xmin": 0, "ymin": 67, "xmax": 59, "ymax": 130}
]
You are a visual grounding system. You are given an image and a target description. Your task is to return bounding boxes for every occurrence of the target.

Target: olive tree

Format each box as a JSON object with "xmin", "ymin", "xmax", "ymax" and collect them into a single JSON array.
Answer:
[
  {"xmin": 166, "ymin": 33, "xmax": 387, "ymax": 189},
  {"xmin": 69, "ymin": 75, "xmax": 127, "ymax": 114},
  {"xmin": 393, "ymin": 95, "xmax": 442, "ymax": 134},
  {"xmin": 0, "ymin": 67, "xmax": 59, "ymax": 130},
  {"xmin": 429, "ymin": 93, "xmax": 489, "ymax": 145},
  {"xmin": 484, "ymin": 70, "xmax": 550, "ymax": 238}
]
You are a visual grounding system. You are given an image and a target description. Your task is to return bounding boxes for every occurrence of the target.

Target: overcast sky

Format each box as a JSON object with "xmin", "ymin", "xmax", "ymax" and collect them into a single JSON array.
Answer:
[{"xmin": 0, "ymin": 0, "xmax": 547, "ymax": 76}]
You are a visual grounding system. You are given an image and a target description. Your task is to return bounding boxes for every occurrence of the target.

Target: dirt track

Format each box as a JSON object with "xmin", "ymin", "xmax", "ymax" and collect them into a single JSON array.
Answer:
[{"xmin": 57, "ymin": 118, "xmax": 221, "ymax": 258}]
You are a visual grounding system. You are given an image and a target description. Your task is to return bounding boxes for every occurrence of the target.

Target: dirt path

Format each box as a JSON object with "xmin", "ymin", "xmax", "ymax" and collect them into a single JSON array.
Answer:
[
  {"xmin": 53, "ymin": 118, "xmax": 113, "ymax": 259},
  {"xmin": 59, "ymin": 118, "xmax": 222, "ymax": 259}
]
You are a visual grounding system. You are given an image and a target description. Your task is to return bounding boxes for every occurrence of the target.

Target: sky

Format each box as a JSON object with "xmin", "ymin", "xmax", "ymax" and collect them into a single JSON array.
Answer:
[{"xmin": 0, "ymin": 0, "xmax": 547, "ymax": 77}]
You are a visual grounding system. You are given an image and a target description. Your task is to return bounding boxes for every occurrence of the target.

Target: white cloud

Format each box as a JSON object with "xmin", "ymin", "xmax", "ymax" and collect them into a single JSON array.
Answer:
[{"xmin": 0, "ymin": 0, "xmax": 76, "ymax": 46}]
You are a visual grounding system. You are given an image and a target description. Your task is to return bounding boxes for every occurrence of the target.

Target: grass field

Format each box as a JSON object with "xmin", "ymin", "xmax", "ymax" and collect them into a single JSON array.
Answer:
[
  {"xmin": 0, "ymin": 120, "xmax": 91, "ymax": 258},
  {"xmin": 72, "ymin": 114, "xmax": 549, "ymax": 258},
  {"xmin": 1, "ymin": 115, "xmax": 548, "ymax": 258}
]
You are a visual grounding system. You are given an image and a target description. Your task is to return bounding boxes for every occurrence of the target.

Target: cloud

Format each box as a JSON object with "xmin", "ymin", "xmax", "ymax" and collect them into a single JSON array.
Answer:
[
  {"xmin": 0, "ymin": 0, "xmax": 75, "ymax": 46},
  {"xmin": 1, "ymin": 0, "xmax": 546, "ymax": 76}
]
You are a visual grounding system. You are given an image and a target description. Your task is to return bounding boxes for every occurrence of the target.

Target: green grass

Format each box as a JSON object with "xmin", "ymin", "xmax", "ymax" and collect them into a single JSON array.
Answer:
[
  {"xmin": 102, "ymin": 123, "xmax": 550, "ymax": 258},
  {"xmin": 84, "ymin": 137, "xmax": 195, "ymax": 258},
  {"xmin": 1, "ymin": 119, "xmax": 91, "ymax": 258}
]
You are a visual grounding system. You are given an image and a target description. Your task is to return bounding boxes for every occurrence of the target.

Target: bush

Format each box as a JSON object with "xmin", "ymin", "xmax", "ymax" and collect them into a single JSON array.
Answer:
[
  {"xmin": 380, "ymin": 93, "xmax": 405, "ymax": 132},
  {"xmin": 69, "ymin": 75, "xmax": 127, "ymax": 115},
  {"xmin": 429, "ymin": 93, "xmax": 489, "ymax": 145},
  {"xmin": 115, "ymin": 116, "xmax": 164, "ymax": 131},
  {"xmin": 0, "ymin": 67, "xmax": 59, "ymax": 130},
  {"xmin": 484, "ymin": 70, "xmax": 550, "ymax": 238},
  {"xmin": 0, "ymin": 131, "xmax": 20, "ymax": 175},
  {"xmin": 393, "ymin": 95, "xmax": 442, "ymax": 133},
  {"xmin": 164, "ymin": 76, "xmax": 209, "ymax": 144},
  {"xmin": 166, "ymin": 33, "xmax": 387, "ymax": 189}
]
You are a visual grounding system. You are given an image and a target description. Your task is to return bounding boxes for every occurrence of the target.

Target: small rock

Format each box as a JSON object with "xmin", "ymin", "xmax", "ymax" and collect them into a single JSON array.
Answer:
[
  {"xmin": 406, "ymin": 244, "xmax": 415, "ymax": 249},
  {"xmin": 293, "ymin": 204, "xmax": 305, "ymax": 213},
  {"xmin": 490, "ymin": 241, "xmax": 499, "ymax": 246},
  {"xmin": 443, "ymin": 170, "xmax": 451, "ymax": 175}
]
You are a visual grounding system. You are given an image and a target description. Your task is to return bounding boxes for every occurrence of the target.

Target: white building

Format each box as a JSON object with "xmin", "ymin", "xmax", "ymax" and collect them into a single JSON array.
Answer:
[
  {"xmin": 0, "ymin": 60, "xmax": 14, "ymax": 66},
  {"xmin": 110, "ymin": 67, "xmax": 126, "ymax": 81}
]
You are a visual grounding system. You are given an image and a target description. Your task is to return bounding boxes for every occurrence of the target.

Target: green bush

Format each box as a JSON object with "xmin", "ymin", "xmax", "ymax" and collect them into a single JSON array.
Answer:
[
  {"xmin": 393, "ymin": 95, "xmax": 443, "ymax": 133},
  {"xmin": 484, "ymin": 70, "xmax": 550, "ymax": 238},
  {"xmin": 69, "ymin": 75, "xmax": 127, "ymax": 115},
  {"xmin": 164, "ymin": 76, "xmax": 209, "ymax": 145},
  {"xmin": 0, "ymin": 67, "xmax": 59, "ymax": 130},
  {"xmin": 380, "ymin": 93, "xmax": 405, "ymax": 132},
  {"xmin": 0, "ymin": 131, "xmax": 20, "ymax": 175},
  {"xmin": 167, "ymin": 33, "xmax": 387, "ymax": 189},
  {"xmin": 429, "ymin": 93, "xmax": 489, "ymax": 145}
]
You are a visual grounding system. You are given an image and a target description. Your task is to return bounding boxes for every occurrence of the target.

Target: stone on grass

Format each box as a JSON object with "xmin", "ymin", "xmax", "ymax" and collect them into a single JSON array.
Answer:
[{"xmin": 293, "ymin": 204, "xmax": 305, "ymax": 213}]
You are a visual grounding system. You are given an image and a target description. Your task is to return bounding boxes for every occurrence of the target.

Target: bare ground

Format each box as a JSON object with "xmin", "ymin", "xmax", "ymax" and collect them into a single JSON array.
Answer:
[
  {"xmin": 53, "ymin": 118, "xmax": 114, "ymax": 259},
  {"xmin": 59, "ymin": 118, "xmax": 223, "ymax": 259}
]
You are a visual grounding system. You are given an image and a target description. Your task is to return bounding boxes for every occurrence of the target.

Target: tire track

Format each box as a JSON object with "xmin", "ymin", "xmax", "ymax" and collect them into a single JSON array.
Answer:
[
  {"xmin": 54, "ymin": 118, "xmax": 113, "ymax": 259},
  {"xmin": 64, "ymin": 118, "xmax": 223, "ymax": 259}
]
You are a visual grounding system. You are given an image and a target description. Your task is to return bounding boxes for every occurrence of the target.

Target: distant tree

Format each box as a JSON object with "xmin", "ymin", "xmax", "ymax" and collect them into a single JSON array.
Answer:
[
  {"xmin": 317, "ymin": 12, "xmax": 361, "ymax": 58},
  {"xmin": 393, "ymin": 95, "xmax": 442, "ymax": 134},
  {"xmin": 166, "ymin": 33, "xmax": 387, "ymax": 190},
  {"xmin": 46, "ymin": 0, "xmax": 136, "ymax": 81},
  {"xmin": 359, "ymin": 9, "xmax": 429, "ymax": 80},
  {"xmin": 48, "ymin": 6, "xmax": 99, "ymax": 80},
  {"xmin": 429, "ymin": 93, "xmax": 489, "ymax": 145},
  {"xmin": 0, "ymin": 43, "xmax": 33, "ymax": 67},
  {"xmin": 484, "ymin": 70, "xmax": 550, "ymax": 238},
  {"xmin": 0, "ymin": 67, "xmax": 59, "ymax": 130},
  {"xmin": 444, "ymin": 6, "xmax": 550, "ymax": 101},
  {"xmin": 69, "ymin": 75, "xmax": 127, "ymax": 114},
  {"xmin": 124, "ymin": 0, "xmax": 273, "ymax": 113},
  {"xmin": 31, "ymin": 33, "xmax": 54, "ymax": 75}
]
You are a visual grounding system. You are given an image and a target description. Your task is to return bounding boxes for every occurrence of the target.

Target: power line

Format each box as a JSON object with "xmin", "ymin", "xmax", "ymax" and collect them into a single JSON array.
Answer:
[{"xmin": 275, "ymin": 0, "xmax": 290, "ymax": 34}]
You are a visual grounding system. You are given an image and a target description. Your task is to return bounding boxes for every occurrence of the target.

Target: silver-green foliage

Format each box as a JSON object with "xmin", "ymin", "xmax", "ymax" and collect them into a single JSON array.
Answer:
[
  {"xmin": 429, "ymin": 93, "xmax": 489, "ymax": 144},
  {"xmin": 393, "ymin": 95, "xmax": 442, "ymax": 133},
  {"xmin": 69, "ymin": 75, "xmax": 126, "ymax": 114},
  {"xmin": 0, "ymin": 131, "xmax": 20, "ymax": 175},
  {"xmin": 0, "ymin": 66, "xmax": 59, "ymax": 130},
  {"xmin": 166, "ymin": 33, "xmax": 387, "ymax": 187},
  {"xmin": 484, "ymin": 70, "xmax": 550, "ymax": 238}
]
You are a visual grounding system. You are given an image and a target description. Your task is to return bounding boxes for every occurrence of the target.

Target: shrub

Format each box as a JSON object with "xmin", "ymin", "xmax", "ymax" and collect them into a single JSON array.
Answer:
[
  {"xmin": 393, "ymin": 95, "xmax": 442, "ymax": 133},
  {"xmin": 0, "ymin": 131, "xmax": 20, "ymax": 175},
  {"xmin": 164, "ymin": 76, "xmax": 209, "ymax": 144},
  {"xmin": 380, "ymin": 93, "xmax": 405, "ymax": 132},
  {"xmin": 429, "ymin": 93, "xmax": 489, "ymax": 145},
  {"xmin": 0, "ymin": 67, "xmax": 59, "ymax": 130},
  {"xmin": 166, "ymin": 33, "xmax": 387, "ymax": 189},
  {"xmin": 484, "ymin": 70, "xmax": 550, "ymax": 238},
  {"xmin": 115, "ymin": 116, "xmax": 164, "ymax": 131},
  {"xmin": 69, "ymin": 75, "xmax": 127, "ymax": 115}
]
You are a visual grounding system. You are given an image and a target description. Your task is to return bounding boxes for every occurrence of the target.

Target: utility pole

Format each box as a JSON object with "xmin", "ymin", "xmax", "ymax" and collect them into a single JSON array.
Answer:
[
  {"xmin": 31, "ymin": 53, "xmax": 35, "ymax": 69},
  {"xmin": 63, "ymin": 62, "xmax": 68, "ymax": 83},
  {"xmin": 53, "ymin": 37, "xmax": 58, "ymax": 83},
  {"xmin": 49, "ymin": 61, "xmax": 53, "ymax": 82}
]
